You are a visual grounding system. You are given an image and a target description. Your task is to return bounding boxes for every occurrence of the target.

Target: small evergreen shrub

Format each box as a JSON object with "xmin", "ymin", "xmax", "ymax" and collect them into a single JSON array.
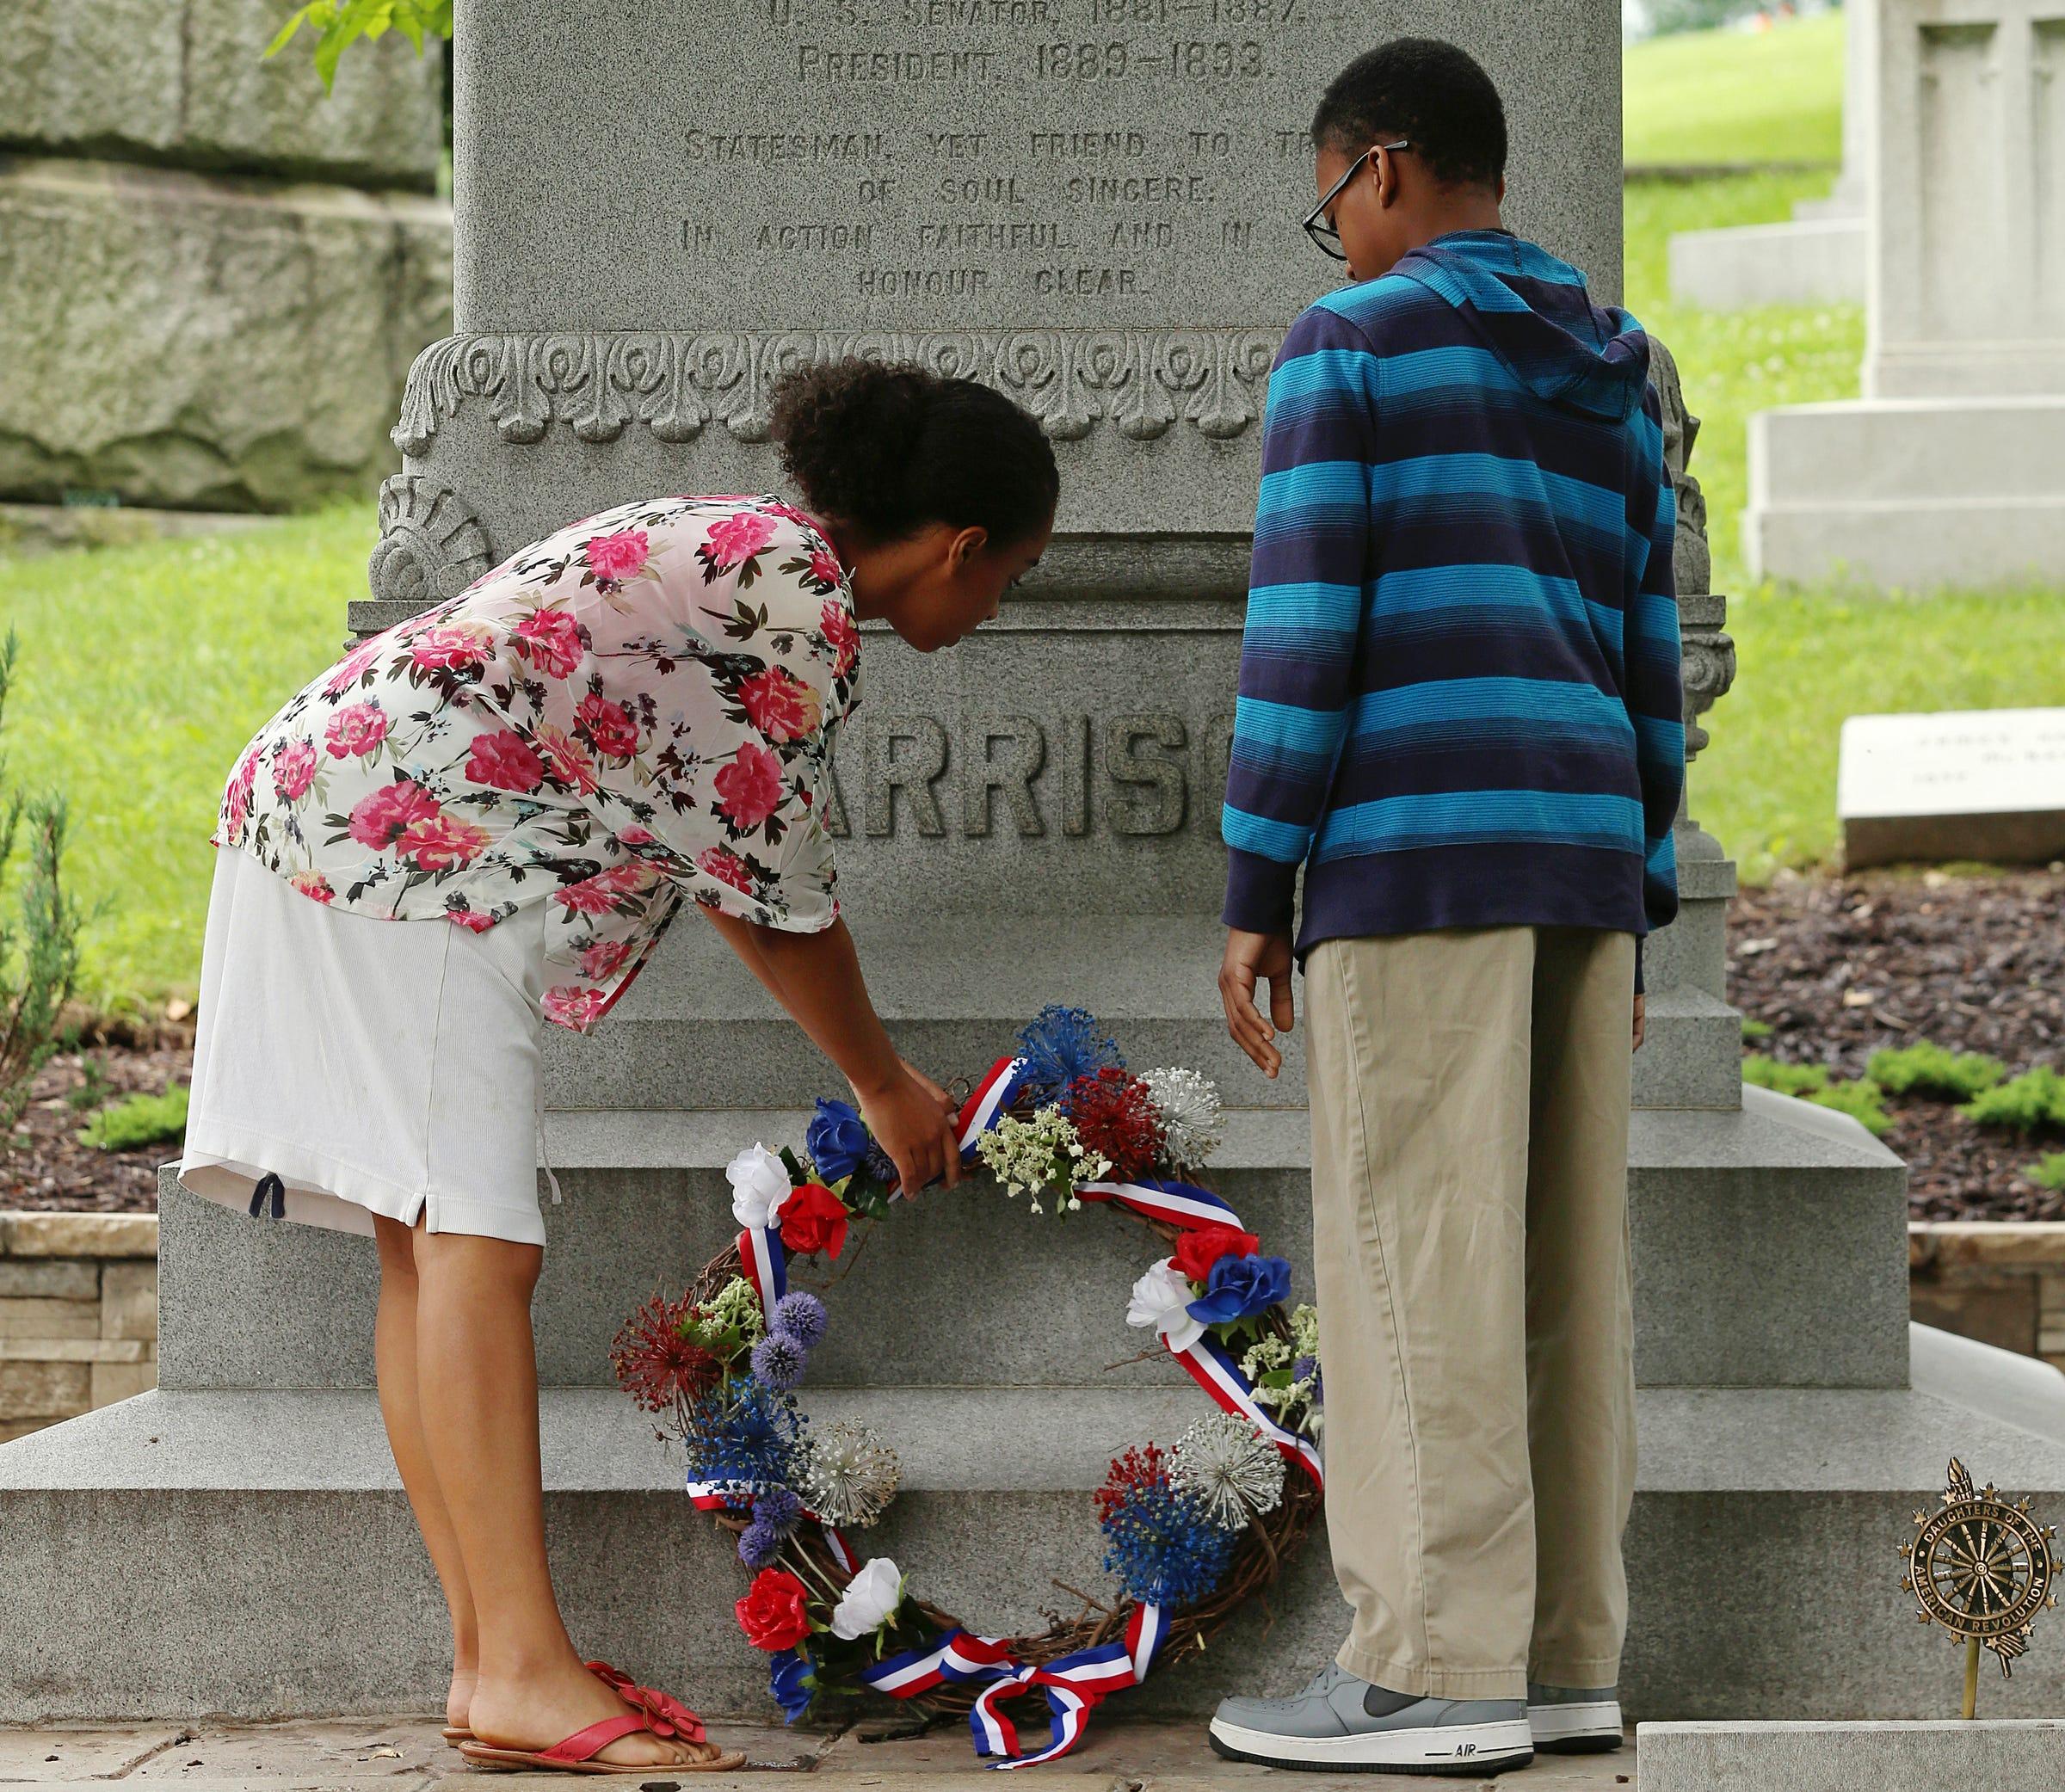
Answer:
[
  {"xmin": 1741, "ymin": 1018, "xmax": 1772, "ymax": 1042},
  {"xmin": 1804, "ymin": 1080, "xmax": 1892, "ymax": 1137},
  {"xmin": 78, "ymin": 1085, "xmax": 188, "ymax": 1153},
  {"xmin": 2028, "ymin": 1154, "xmax": 2065, "ymax": 1194},
  {"xmin": 1866, "ymin": 1042, "xmax": 2007, "ymax": 1100},
  {"xmin": 1963, "ymin": 1067, "xmax": 2065, "ymax": 1136},
  {"xmin": 1742, "ymin": 1053, "xmax": 1828, "ymax": 1098}
]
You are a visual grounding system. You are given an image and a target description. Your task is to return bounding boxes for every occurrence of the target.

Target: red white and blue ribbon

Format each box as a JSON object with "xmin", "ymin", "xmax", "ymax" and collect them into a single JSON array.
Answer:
[
  {"xmin": 861, "ymin": 1603, "xmax": 1168, "ymax": 1770},
  {"xmin": 957, "ymin": 1056, "xmax": 1034, "ymax": 1161},
  {"xmin": 736, "ymin": 1221, "xmax": 787, "ymax": 1308}
]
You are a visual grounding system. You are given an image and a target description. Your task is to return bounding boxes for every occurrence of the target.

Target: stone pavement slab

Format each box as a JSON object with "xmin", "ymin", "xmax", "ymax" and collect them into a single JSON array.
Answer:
[{"xmin": 0, "ymin": 1718, "xmax": 1634, "ymax": 1789}]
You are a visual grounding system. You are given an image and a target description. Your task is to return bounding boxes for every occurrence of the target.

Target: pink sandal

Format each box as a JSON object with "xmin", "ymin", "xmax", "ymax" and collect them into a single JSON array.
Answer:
[{"xmin": 458, "ymin": 1710, "xmax": 744, "ymax": 1776}]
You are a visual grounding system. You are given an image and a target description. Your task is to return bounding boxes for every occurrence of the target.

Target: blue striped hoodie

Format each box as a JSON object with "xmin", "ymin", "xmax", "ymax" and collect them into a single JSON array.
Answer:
[{"xmin": 1221, "ymin": 230, "xmax": 1685, "ymax": 986}]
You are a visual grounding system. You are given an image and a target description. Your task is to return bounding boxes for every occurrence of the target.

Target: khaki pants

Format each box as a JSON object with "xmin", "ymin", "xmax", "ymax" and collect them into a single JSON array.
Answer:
[{"xmin": 1304, "ymin": 926, "xmax": 1637, "ymax": 1701}]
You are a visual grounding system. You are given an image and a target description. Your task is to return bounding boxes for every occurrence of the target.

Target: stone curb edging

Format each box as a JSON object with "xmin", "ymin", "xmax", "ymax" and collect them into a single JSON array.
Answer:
[
  {"xmin": 0, "ymin": 1212, "xmax": 159, "ymax": 1258},
  {"xmin": 1911, "ymin": 1222, "xmax": 2065, "ymax": 1370},
  {"xmin": 1, "ymin": 1211, "xmax": 160, "ymax": 1441}
]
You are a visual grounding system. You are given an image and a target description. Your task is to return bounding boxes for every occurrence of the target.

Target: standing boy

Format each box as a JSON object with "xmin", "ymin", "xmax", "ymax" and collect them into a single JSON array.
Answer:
[{"xmin": 1211, "ymin": 39, "xmax": 1684, "ymax": 1777}]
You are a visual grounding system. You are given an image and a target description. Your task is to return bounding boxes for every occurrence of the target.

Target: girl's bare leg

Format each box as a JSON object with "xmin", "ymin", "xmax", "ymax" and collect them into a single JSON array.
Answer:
[
  {"xmin": 409, "ymin": 1224, "xmax": 713, "ymax": 1768},
  {"xmin": 371, "ymin": 1216, "xmax": 478, "ymax": 1731}
]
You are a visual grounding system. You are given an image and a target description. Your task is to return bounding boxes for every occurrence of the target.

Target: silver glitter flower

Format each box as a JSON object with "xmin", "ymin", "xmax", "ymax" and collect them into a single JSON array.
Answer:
[
  {"xmin": 1143, "ymin": 1067, "xmax": 1224, "ymax": 1170},
  {"xmin": 1170, "ymin": 1412, "xmax": 1286, "ymax": 1530},
  {"xmin": 801, "ymin": 1420, "xmax": 903, "ymax": 1528}
]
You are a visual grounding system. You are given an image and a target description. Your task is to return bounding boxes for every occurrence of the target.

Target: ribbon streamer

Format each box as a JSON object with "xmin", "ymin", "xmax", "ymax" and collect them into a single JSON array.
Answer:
[{"xmin": 737, "ymin": 1222, "xmax": 788, "ymax": 1309}]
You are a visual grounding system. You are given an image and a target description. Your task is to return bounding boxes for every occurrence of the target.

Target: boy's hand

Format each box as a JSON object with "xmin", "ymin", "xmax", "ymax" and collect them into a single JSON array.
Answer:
[
  {"xmin": 1633, "ymin": 992, "xmax": 1646, "ymax": 1053},
  {"xmin": 1220, "ymin": 928, "xmax": 1296, "ymax": 1079},
  {"xmin": 857, "ymin": 1065, "xmax": 963, "ymax": 1199}
]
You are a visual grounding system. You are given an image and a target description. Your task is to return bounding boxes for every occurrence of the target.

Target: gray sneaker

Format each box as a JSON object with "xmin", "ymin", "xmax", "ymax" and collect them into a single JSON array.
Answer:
[
  {"xmin": 1525, "ymin": 1682, "xmax": 1624, "ymax": 1753},
  {"xmin": 1208, "ymin": 1661, "xmax": 1532, "ymax": 1776}
]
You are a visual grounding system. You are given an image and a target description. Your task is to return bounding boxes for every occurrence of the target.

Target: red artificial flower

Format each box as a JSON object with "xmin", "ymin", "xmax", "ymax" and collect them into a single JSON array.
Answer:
[
  {"xmin": 609, "ymin": 1290, "xmax": 721, "ymax": 1413},
  {"xmin": 1094, "ymin": 1443, "xmax": 1170, "ymax": 1525},
  {"xmin": 1172, "ymin": 1224, "xmax": 1262, "ymax": 1284},
  {"xmin": 777, "ymin": 1181, "xmax": 850, "ymax": 1260},
  {"xmin": 1063, "ymin": 1067, "xmax": 1167, "ymax": 1182},
  {"xmin": 735, "ymin": 1567, "xmax": 813, "ymax": 1651}
]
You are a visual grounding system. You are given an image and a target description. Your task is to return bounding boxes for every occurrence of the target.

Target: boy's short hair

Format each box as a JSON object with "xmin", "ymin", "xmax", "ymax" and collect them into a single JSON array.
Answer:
[{"xmin": 1310, "ymin": 38, "xmax": 1507, "ymax": 192}]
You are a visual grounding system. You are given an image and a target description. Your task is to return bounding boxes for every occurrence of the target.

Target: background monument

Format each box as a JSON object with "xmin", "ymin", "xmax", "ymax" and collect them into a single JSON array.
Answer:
[
  {"xmin": 1745, "ymin": 0, "xmax": 2065, "ymax": 587},
  {"xmin": 5, "ymin": 0, "xmax": 2065, "ymax": 1728}
]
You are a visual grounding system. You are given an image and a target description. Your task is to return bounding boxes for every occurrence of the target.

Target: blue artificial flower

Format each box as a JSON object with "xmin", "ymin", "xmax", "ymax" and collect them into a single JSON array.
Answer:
[
  {"xmin": 1100, "ymin": 1477, "xmax": 1237, "ymax": 1608},
  {"xmin": 755, "ymin": 1485, "xmax": 804, "ymax": 1536},
  {"xmin": 773, "ymin": 1290, "xmax": 829, "ymax": 1350},
  {"xmin": 806, "ymin": 1099, "xmax": 872, "ymax": 1184},
  {"xmin": 738, "ymin": 1518, "xmax": 783, "ymax": 1569},
  {"xmin": 1016, "ymin": 1004, "xmax": 1123, "ymax": 1099},
  {"xmin": 751, "ymin": 1330, "xmax": 808, "ymax": 1392},
  {"xmin": 1187, "ymin": 1253, "xmax": 1293, "ymax": 1327},
  {"xmin": 769, "ymin": 1648, "xmax": 817, "ymax": 1724},
  {"xmin": 681, "ymin": 1376, "xmax": 806, "ymax": 1490}
]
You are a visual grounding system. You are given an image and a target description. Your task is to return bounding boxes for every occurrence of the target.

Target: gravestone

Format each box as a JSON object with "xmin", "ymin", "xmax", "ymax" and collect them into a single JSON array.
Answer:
[
  {"xmin": 1840, "ymin": 707, "xmax": 2065, "ymax": 868},
  {"xmin": 8, "ymin": 0, "xmax": 2065, "ymax": 1733},
  {"xmin": 0, "ymin": 0, "xmax": 451, "ymax": 513},
  {"xmin": 1667, "ymin": 2, "xmax": 1871, "ymax": 310},
  {"xmin": 1746, "ymin": 0, "xmax": 2065, "ymax": 586}
]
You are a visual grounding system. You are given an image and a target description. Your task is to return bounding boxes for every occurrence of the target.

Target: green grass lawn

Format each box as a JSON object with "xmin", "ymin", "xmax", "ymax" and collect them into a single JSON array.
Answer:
[
  {"xmin": 1624, "ymin": 8, "xmax": 1846, "ymax": 167},
  {"xmin": 3, "ymin": 510, "xmax": 373, "ymax": 1008}
]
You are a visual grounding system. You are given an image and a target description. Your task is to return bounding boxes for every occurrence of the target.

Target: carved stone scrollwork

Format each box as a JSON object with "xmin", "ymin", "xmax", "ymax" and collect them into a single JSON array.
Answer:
[
  {"xmin": 391, "ymin": 328, "xmax": 1286, "ymax": 456},
  {"xmin": 368, "ymin": 475, "xmax": 494, "ymax": 607},
  {"xmin": 1649, "ymin": 336, "xmax": 1734, "ymax": 767}
]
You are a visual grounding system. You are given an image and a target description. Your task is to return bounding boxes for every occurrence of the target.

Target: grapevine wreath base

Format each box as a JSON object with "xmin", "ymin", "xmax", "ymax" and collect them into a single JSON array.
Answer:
[{"xmin": 612, "ymin": 1008, "xmax": 1326, "ymax": 1769}]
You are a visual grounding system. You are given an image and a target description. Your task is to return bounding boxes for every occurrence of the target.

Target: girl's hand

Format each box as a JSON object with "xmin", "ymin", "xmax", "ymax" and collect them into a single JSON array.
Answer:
[
  {"xmin": 858, "ymin": 1066, "xmax": 964, "ymax": 1198},
  {"xmin": 854, "ymin": 1058, "xmax": 957, "ymax": 1119}
]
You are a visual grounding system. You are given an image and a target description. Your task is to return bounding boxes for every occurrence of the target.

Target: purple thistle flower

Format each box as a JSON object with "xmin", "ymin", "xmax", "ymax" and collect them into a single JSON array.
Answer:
[
  {"xmin": 862, "ymin": 1138, "xmax": 897, "ymax": 1184},
  {"xmin": 751, "ymin": 1330, "xmax": 808, "ymax": 1392},
  {"xmin": 773, "ymin": 1290, "xmax": 828, "ymax": 1350},
  {"xmin": 1292, "ymin": 1355, "xmax": 1323, "ymax": 1403},
  {"xmin": 755, "ymin": 1485, "xmax": 804, "ymax": 1537},
  {"xmin": 737, "ymin": 1518, "xmax": 782, "ymax": 1569}
]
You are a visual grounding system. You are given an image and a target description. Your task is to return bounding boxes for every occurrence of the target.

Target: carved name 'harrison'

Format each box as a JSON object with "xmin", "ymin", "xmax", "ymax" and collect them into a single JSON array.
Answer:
[{"xmin": 826, "ymin": 711, "xmax": 1233, "ymax": 841}]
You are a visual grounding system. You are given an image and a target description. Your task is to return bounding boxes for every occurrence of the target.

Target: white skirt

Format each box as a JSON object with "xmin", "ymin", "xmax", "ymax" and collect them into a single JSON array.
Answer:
[{"xmin": 181, "ymin": 846, "xmax": 554, "ymax": 1247}]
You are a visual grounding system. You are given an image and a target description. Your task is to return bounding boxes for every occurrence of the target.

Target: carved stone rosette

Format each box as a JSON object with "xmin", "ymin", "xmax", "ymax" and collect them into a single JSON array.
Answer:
[
  {"xmin": 390, "ymin": 328, "xmax": 1283, "ymax": 455},
  {"xmin": 367, "ymin": 475, "xmax": 495, "ymax": 610}
]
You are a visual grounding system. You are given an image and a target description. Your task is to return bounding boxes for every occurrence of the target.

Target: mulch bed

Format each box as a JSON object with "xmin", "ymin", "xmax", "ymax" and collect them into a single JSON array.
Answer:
[
  {"xmin": 1729, "ymin": 866, "xmax": 2064, "ymax": 1222},
  {"xmin": 4, "ymin": 867, "xmax": 2061, "ymax": 1219}
]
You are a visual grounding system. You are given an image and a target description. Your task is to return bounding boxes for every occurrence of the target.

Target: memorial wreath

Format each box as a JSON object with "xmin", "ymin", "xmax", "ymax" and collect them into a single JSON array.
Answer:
[{"xmin": 612, "ymin": 1006, "xmax": 1325, "ymax": 1768}]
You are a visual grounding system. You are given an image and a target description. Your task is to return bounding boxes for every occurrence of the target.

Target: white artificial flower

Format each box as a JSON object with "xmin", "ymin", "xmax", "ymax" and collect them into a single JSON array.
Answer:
[
  {"xmin": 829, "ymin": 1555, "xmax": 903, "ymax": 1641},
  {"xmin": 1144, "ymin": 1066, "xmax": 1224, "ymax": 1169},
  {"xmin": 727, "ymin": 1143, "xmax": 793, "ymax": 1230},
  {"xmin": 1126, "ymin": 1257, "xmax": 1205, "ymax": 1353}
]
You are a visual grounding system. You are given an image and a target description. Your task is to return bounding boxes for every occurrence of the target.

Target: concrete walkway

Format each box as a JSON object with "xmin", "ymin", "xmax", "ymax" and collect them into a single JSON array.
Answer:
[{"xmin": 0, "ymin": 1716, "xmax": 1634, "ymax": 1791}]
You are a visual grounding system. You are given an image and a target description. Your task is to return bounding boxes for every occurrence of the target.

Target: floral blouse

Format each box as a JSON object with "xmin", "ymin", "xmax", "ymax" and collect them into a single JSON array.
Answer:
[{"xmin": 213, "ymin": 494, "xmax": 861, "ymax": 1032}]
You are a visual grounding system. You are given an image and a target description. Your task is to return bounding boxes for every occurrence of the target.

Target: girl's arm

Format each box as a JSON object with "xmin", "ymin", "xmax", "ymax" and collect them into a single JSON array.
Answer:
[{"xmin": 704, "ymin": 910, "xmax": 962, "ymax": 1197}]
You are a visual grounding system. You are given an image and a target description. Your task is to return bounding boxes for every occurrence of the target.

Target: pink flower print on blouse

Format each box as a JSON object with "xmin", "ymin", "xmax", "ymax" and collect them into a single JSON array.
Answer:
[
  {"xmin": 347, "ymin": 779, "xmax": 442, "ymax": 851},
  {"xmin": 580, "ymin": 937, "xmax": 635, "ymax": 982},
  {"xmin": 325, "ymin": 701, "xmax": 390, "ymax": 760},
  {"xmin": 398, "ymin": 811, "xmax": 491, "ymax": 873},
  {"xmin": 705, "ymin": 509, "xmax": 777, "ymax": 572},
  {"xmin": 447, "ymin": 906, "xmax": 497, "ymax": 933},
  {"xmin": 221, "ymin": 748, "xmax": 262, "ymax": 839},
  {"xmin": 533, "ymin": 724, "xmax": 601, "ymax": 796},
  {"xmin": 737, "ymin": 666, "xmax": 822, "ymax": 743},
  {"xmin": 713, "ymin": 740, "xmax": 785, "ymax": 829},
  {"xmin": 543, "ymin": 984, "xmax": 608, "ymax": 1030},
  {"xmin": 512, "ymin": 607, "xmax": 584, "ymax": 679},
  {"xmin": 409, "ymin": 620, "xmax": 496, "ymax": 673},
  {"xmin": 576, "ymin": 693, "xmax": 640, "ymax": 761},
  {"xmin": 820, "ymin": 598, "xmax": 859, "ymax": 677},
  {"xmin": 323, "ymin": 637, "xmax": 385, "ymax": 697},
  {"xmin": 617, "ymin": 825, "xmax": 656, "ymax": 847},
  {"xmin": 552, "ymin": 874, "xmax": 623, "ymax": 917},
  {"xmin": 272, "ymin": 738, "xmax": 319, "ymax": 803},
  {"xmin": 583, "ymin": 528, "xmax": 650, "ymax": 588},
  {"xmin": 289, "ymin": 870, "xmax": 335, "ymax": 904},
  {"xmin": 697, "ymin": 845, "xmax": 757, "ymax": 894},
  {"xmin": 465, "ymin": 730, "xmax": 547, "ymax": 794}
]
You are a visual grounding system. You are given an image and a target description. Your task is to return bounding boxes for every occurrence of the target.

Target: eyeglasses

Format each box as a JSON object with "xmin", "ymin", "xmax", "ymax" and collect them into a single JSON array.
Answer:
[{"xmin": 1301, "ymin": 140, "xmax": 1409, "ymax": 262}]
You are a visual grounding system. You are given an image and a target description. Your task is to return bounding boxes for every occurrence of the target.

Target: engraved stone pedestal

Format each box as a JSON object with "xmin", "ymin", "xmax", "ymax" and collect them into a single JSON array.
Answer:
[
  {"xmin": 8, "ymin": 0, "xmax": 2065, "ymax": 1728},
  {"xmin": 1745, "ymin": 0, "xmax": 2065, "ymax": 586}
]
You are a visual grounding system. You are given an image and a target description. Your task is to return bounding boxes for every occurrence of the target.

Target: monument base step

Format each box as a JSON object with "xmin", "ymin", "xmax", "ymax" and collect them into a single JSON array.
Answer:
[
  {"xmin": 9, "ymin": 1334, "xmax": 2065, "ymax": 1723},
  {"xmin": 1745, "ymin": 397, "xmax": 2065, "ymax": 588}
]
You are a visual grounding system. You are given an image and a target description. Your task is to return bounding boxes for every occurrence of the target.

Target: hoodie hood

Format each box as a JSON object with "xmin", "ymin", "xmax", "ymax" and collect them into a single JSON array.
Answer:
[{"xmin": 1390, "ymin": 231, "xmax": 1650, "ymax": 423}]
